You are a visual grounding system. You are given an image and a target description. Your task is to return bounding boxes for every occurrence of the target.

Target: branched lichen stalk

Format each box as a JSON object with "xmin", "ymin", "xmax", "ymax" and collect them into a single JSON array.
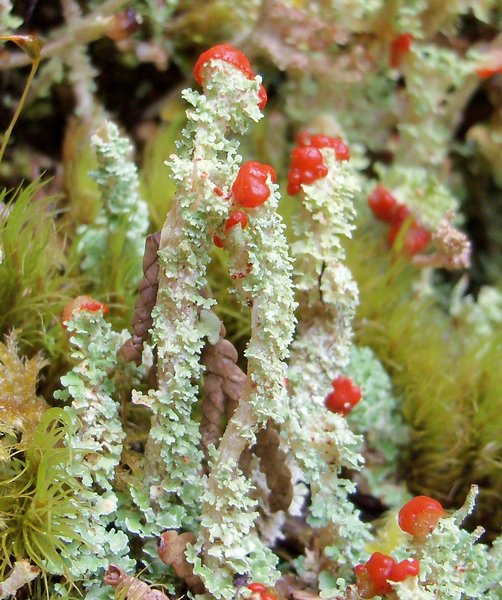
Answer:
[
  {"xmin": 286, "ymin": 150, "xmax": 371, "ymax": 590},
  {"xmin": 78, "ymin": 121, "xmax": 149, "ymax": 291},
  {"xmin": 135, "ymin": 59, "xmax": 264, "ymax": 533},
  {"xmin": 55, "ymin": 307, "xmax": 132, "ymax": 580},
  {"xmin": 191, "ymin": 174, "xmax": 296, "ymax": 599}
]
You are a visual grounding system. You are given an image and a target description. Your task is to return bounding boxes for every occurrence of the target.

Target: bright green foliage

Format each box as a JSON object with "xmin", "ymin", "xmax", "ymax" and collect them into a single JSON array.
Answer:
[
  {"xmin": 0, "ymin": 183, "xmax": 76, "ymax": 361},
  {"xmin": 0, "ymin": 408, "xmax": 86, "ymax": 582},
  {"xmin": 396, "ymin": 45, "xmax": 479, "ymax": 166},
  {"xmin": 55, "ymin": 309, "xmax": 126, "ymax": 490},
  {"xmin": 196, "ymin": 146, "xmax": 296, "ymax": 598},
  {"xmin": 188, "ymin": 457, "xmax": 280, "ymax": 600},
  {"xmin": 228, "ymin": 178, "xmax": 296, "ymax": 426}
]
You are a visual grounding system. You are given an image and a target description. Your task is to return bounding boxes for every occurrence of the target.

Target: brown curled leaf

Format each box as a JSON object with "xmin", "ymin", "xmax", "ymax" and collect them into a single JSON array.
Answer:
[
  {"xmin": 119, "ymin": 231, "xmax": 161, "ymax": 364},
  {"xmin": 157, "ymin": 531, "xmax": 205, "ymax": 594},
  {"xmin": 200, "ymin": 322, "xmax": 292, "ymax": 511},
  {"xmin": 104, "ymin": 565, "xmax": 169, "ymax": 600},
  {"xmin": 200, "ymin": 322, "xmax": 246, "ymax": 463},
  {"xmin": 253, "ymin": 424, "xmax": 293, "ymax": 512}
]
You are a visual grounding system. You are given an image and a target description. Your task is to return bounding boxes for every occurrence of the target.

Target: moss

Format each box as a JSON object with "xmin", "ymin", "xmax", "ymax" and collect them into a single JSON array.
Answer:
[
  {"xmin": 0, "ymin": 408, "xmax": 87, "ymax": 585},
  {"xmin": 0, "ymin": 331, "xmax": 48, "ymax": 441},
  {"xmin": 0, "ymin": 182, "xmax": 79, "ymax": 376},
  {"xmin": 346, "ymin": 206, "xmax": 502, "ymax": 532}
]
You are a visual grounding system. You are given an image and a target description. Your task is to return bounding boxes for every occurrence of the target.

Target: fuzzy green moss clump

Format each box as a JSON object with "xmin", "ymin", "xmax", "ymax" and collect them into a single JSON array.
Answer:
[{"xmin": 0, "ymin": 408, "xmax": 86, "ymax": 582}]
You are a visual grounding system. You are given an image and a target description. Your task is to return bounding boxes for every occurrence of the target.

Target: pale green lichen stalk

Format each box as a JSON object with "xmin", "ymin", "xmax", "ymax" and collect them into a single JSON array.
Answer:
[
  {"xmin": 133, "ymin": 59, "xmax": 265, "ymax": 534},
  {"xmin": 346, "ymin": 345, "xmax": 409, "ymax": 506},
  {"xmin": 192, "ymin": 165, "xmax": 296, "ymax": 599},
  {"xmin": 55, "ymin": 308, "xmax": 131, "ymax": 585},
  {"xmin": 286, "ymin": 149, "xmax": 372, "ymax": 592},
  {"xmin": 394, "ymin": 487, "xmax": 502, "ymax": 599},
  {"xmin": 77, "ymin": 121, "xmax": 149, "ymax": 291}
]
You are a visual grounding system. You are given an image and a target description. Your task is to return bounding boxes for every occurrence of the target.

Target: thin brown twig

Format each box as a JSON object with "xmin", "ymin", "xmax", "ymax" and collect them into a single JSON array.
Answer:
[{"xmin": 0, "ymin": 0, "xmax": 129, "ymax": 71}]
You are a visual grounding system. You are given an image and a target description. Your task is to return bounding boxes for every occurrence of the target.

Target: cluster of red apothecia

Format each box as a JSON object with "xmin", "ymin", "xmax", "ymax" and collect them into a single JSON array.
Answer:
[
  {"xmin": 287, "ymin": 131, "xmax": 350, "ymax": 196},
  {"xmin": 194, "ymin": 43, "xmax": 268, "ymax": 110},
  {"xmin": 191, "ymin": 44, "xmax": 275, "ymax": 248},
  {"xmin": 246, "ymin": 582, "xmax": 278, "ymax": 600},
  {"xmin": 368, "ymin": 185, "xmax": 431, "ymax": 257},
  {"xmin": 212, "ymin": 161, "xmax": 277, "ymax": 248},
  {"xmin": 62, "ymin": 295, "xmax": 108, "ymax": 328},
  {"xmin": 324, "ymin": 375, "xmax": 362, "ymax": 416},
  {"xmin": 193, "ymin": 45, "xmax": 354, "ymax": 244},
  {"xmin": 354, "ymin": 496, "xmax": 445, "ymax": 598}
]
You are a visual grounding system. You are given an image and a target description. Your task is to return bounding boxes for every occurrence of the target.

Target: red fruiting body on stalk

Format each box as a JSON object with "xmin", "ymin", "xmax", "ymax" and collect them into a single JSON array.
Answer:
[
  {"xmin": 62, "ymin": 295, "xmax": 108, "ymax": 327},
  {"xmin": 324, "ymin": 375, "xmax": 361, "ymax": 416},
  {"xmin": 365, "ymin": 552, "xmax": 395, "ymax": 595},
  {"xmin": 390, "ymin": 33, "xmax": 414, "ymax": 68},
  {"xmin": 354, "ymin": 564, "xmax": 377, "ymax": 599},
  {"xmin": 296, "ymin": 131, "xmax": 350, "ymax": 161},
  {"xmin": 258, "ymin": 84, "xmax": 268, "ymax": 110},
  {"xmin": 261, "ymin": 593, "xmax": 277, "ymax": 600},
  {"xmin": 194, "ymin": 44, "xmax": 253, "ymax": 84},
  {"xmin": 225, "ymin": 210, "xmax": 248, "ymax": 230},
  {"xmin": 214, "ymin": 186, "xmax": 224, "ymax": 196},
  {"xmin": 476, "ymin": 55, "xmax": 502, "ymax": 79},
  {"xmin": 392, "ymin": 203, "xmax": 412, "ymax": 225},
  {"xmin": 247, "ymin": 583, "xmax": 268, "ymax": 594},
  {"xmin": 193, "ymin": 44, "xmax": 267, "ymax": 109},
  {"xmin": 398, "ymin": 495, "xmax": 445, "ymax": 537},
  {"xmin": 310, "ymin": 134, "xmax": 350, "ymax": 161},
  {"xmin": 331, "ymin": 138, "xmax": 350, "ymax": 161},
  {"xmin": 287, "ymin": 146, "xmax": 328, "ymax": 195},
  {"xmin": 476, "ymin": 66, "xmax": 502, "ymax": 79},
  {"xmin": 367, "ymin": 185, "xmax": 430, "ymax": 256},
  {"xmin": 388, "ymin": 219, "xmax": 431, "ymax": 256},
  {"xmin": 391, "ymin": 558, "xmax": 420, "ymax": 581},
  {"xmin": 232, "ymin": 161, "xmax": 276, "ymax": 208},
  {"xmin": 368, "ymin": 185, "xmax": 400, "ymax": 223},
  {"xmin": 213, "ymin": 234, "xmax": 225, "ymax": 248},
  {"xmin": 296, "ymin": 129, "xmax": 312, "ymax": 146},
  {"xmin": 354, "ymin": 553, "xmax": 420, "ymax": 598}
]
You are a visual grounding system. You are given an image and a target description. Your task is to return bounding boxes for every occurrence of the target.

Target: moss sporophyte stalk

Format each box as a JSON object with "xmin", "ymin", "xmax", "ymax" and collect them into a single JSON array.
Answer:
[{"xmin": 1, "ymin": 6, "xmax": 502, "ymax": 599}]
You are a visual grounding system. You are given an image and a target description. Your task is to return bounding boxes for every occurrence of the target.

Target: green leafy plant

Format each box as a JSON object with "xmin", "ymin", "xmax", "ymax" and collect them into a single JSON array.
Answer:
[{"xmin": 0, "ymin": 408, "xmax": 86, "ymax": 584}]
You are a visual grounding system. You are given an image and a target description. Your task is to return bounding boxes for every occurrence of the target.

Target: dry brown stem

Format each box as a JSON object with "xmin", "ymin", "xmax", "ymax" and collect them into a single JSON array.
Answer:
[
  {"xmin": 200, "ymin": 323, "xmax": 246, "ymax": 461},
  {"xmin": 157, "ymin": 530, "xmax": 205, "ymax": 594},
  {"xmin": 253, "ymin": 425, "xmax": 293, "ymax": 512},
  {"xmin": 119, "ymin": 232, "xmax": 161, "ymax": 364}
]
